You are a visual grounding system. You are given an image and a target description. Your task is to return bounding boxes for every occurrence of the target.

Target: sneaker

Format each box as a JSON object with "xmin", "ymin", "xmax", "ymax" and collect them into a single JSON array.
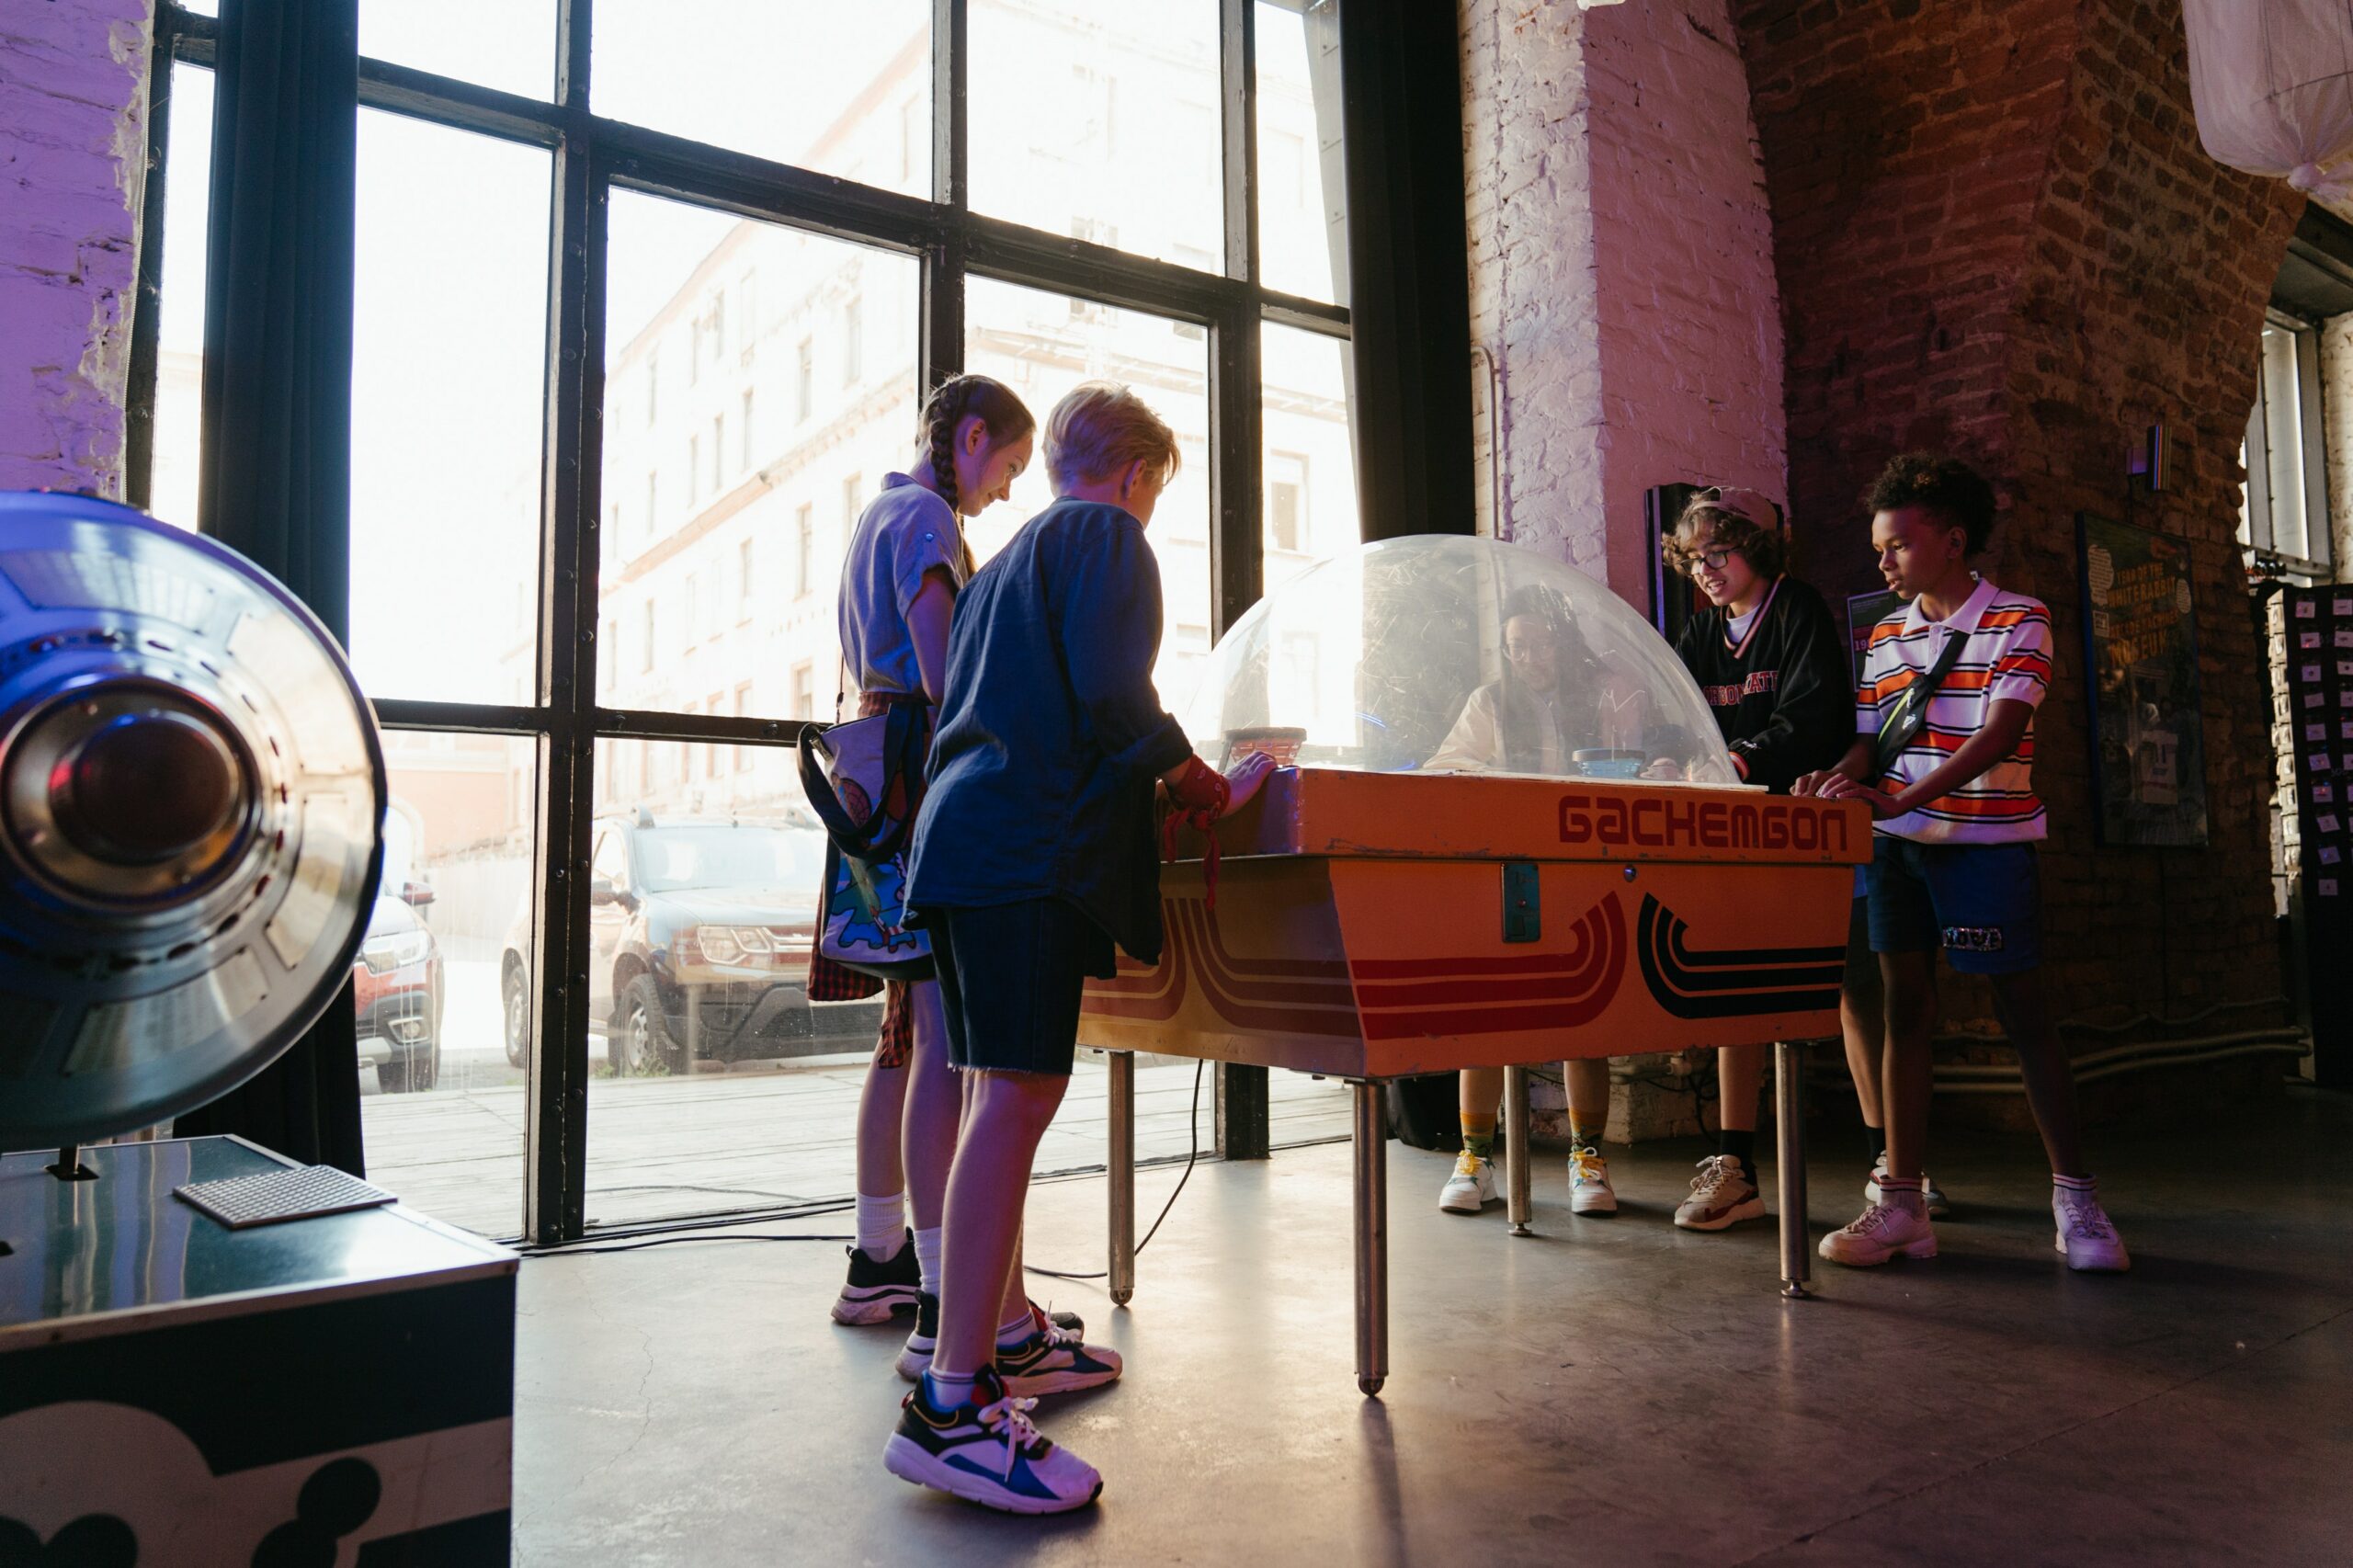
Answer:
[
  {"xmin": 1867, "ymin": 1155, "xmax": 1950, "ymax": 1217},
  {"xmin": 1439, "ymin": 1148, "xmax": 1497, "ymax": 1213},
  {"xmin": 1568, "ymin": 1147, "xmax": 1617, "ymax": 1215},
  {"xmin": 1818, "ymin": 1193, "xmax": 1938, "ymax": 1267},
  {"xmin": 896, "ymin": 1292, "xmax": 939, "ymax": 1381},
  {"xmin": 1674, "ymin": 1154, "xmax": 1767, "ymax": 1232},
  {"xmin": 2053, "ymin": 1187, "xmax": 2131, "ymax": 1272},
  {"xmin": 832, "ymin": 1229, "xmax": 921, "ymax": 1324},
  {"xmin": 997, "ymin": 1318, "xmax": 1123, "ymax": 1398},
  {"xmin": 900, "ymin": 1295, "xmax": 1088, "ymax": 1381},
  {"xmin": 883, "ymin": 1367, "xmax": 1103, "ymax": 1515}
]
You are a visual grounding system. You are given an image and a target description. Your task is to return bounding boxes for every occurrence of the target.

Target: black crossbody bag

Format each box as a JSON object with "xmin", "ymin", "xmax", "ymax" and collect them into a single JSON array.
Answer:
[{"xmin": 1867, "ymin": 629, "xmax": 1969, "ymax": 782}]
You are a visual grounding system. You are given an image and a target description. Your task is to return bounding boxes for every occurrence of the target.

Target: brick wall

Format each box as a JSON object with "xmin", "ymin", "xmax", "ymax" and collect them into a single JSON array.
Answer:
[
  {"xmin": 1736, "ymin": 0, "xmax": 2302, "ymax": 1097},
  {"xmin": 1461, "ymin": 0, "xmax": 1785, "ymax": 598},
  {"xmin": 0, "ymin": 0, "xmax": 153, "ymax": 500}
]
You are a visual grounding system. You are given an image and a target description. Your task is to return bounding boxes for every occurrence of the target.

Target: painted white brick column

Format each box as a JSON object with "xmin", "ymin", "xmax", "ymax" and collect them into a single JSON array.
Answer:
[
  {"xmin": 0, "ymin": 0, "xmax": 155, "ymax": 499},
  {"xmin": 1461, "ymin": 0, "xmax": 1785, "ymax": 598}
]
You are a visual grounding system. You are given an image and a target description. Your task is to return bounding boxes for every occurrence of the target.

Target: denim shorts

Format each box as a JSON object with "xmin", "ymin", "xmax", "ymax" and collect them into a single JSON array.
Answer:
[
  {"xmin": 928, "ymin": 898, "xmax": 1117, "ymax": 1075},
  {"xmin": 1863, "ymin": 835, "xmax": 2042, "ymax": 975}
]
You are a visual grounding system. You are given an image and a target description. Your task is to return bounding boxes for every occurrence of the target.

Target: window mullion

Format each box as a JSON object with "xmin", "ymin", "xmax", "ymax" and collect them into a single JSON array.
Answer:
[
  {"xmin": 1222, "ymin": 0, "xmax": 1256, "ymax": 285},
  {"xmin": 934, "ymin": 0, "xmax": 967, "ymax": 212},
  {"xmin": 526, "ymin": 120, "xmax": 602, "ymax": 1245}
]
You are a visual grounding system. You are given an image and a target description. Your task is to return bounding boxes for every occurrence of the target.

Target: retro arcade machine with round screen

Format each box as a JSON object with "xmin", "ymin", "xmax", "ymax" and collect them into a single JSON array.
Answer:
[
  {"xmin": 0, "ymin": 493, "xmax": 516, "ymax": 1561},
  {"xmin": 1080, "ymin": 536, "xmax": 1868, "ymax": 1394}
]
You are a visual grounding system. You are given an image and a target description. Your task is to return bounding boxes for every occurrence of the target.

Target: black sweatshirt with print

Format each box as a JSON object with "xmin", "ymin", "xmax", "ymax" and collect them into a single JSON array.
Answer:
[{"xmin": 1671, "ymin": 575, "xmax": 1856, "ymax": 793}]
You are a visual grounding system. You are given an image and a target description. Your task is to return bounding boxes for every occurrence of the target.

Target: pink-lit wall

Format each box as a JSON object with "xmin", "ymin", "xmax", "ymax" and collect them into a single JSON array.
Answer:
[
  {"xmin": 1461, "ymin": 0, "xmax": 1786, "ymax": 604},
  {"xmin": 0, "ymin": 0, "xmax": 153, "ymax": 500}
]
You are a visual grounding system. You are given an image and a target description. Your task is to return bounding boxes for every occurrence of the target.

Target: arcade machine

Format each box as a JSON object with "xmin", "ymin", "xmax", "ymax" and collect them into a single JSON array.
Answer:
[
  {"xmin": 0, "ymin": 493, "xmax": 515, "ymax": 1562},
  {"xmin": 1082, "ymin": 536, "xmax": 1868, "ymax": 1394}
]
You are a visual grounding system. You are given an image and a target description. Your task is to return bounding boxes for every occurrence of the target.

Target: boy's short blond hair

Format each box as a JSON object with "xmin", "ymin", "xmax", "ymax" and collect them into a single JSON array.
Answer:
[{"xmin": 1044, "ymin": 381, "xmax": 1182, "ymax": 493}]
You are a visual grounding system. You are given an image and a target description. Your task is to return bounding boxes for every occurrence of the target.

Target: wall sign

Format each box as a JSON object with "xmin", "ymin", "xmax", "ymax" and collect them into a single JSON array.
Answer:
[
  {"xmin": 1844, "ymin": 588, "xmax": 1904, "ymax": 684},
  {"xmin": 2077, "ymin": 512, "xmax": 2209, "ymax": 846}
]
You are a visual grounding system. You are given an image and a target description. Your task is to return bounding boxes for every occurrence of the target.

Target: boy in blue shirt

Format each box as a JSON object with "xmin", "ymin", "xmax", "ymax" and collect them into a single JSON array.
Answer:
[{"xmin": 883, "ymin": 383, "xmax": 1271, "ymax": 1513}]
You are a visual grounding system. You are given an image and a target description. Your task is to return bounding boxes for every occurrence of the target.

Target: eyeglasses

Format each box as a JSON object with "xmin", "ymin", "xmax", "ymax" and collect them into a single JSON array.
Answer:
[{"xmin": 1678, "ymin": 546, "xmax": 1735, "ymax": 574}]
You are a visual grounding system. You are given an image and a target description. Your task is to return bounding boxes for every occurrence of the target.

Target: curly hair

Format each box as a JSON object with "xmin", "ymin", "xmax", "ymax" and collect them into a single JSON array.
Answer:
[
  {"xmin": 1661, "ymin": 489, "xmax": 1787, "ymax": 579},
  {"xmin": 1863, "ymin": 453, "xmax": 1996, "ymax": 553},
  {"xmin": 918, "ymin": 374, "xmax": 1035, "ymax": 517}
]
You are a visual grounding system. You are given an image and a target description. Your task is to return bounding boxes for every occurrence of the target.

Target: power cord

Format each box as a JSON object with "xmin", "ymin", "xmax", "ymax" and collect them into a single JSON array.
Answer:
[
  {"xmin": 517, "ymin": 1059, "xmax": 1211, "ymax": 1274},
  {"xmin": 1026, "ymin": 1059, "xmax": 1204, "ymax": 1282}
]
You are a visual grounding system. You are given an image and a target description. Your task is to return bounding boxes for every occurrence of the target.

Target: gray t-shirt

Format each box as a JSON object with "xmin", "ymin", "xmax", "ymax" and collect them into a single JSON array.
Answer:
[{"xmin": 836, "ymin": 473, "xmax": 966, "ymax": 698}]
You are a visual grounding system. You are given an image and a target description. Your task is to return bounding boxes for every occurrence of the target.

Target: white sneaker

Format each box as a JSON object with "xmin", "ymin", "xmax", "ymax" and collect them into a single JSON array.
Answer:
[
  {"xmin": 884, "ymin": 1368, "xmax": 1102, "ymax": 1514},
  {"xmin": 1439, "ymin": 1148, "xmax": 1497, "ymax": 1213},
  {"xmin": 2053, "ymin": 1185, "xmax": 2131, "ymax": 1272},
  {"xmin": 1674, "ymin": 1154, "xmax": 1767, "ymax": 1232},
  {"xmin": 1819, "ymin": 1193, "xmax": 1938, "ymax": 1267},
  {"xmin": 1867, "ymin": 1154, "xmax": 1949, "ymax": 1217},
  {"xmin": 1568, "ymin": 1147, "xmax": 1617, "ymax": 1215}
]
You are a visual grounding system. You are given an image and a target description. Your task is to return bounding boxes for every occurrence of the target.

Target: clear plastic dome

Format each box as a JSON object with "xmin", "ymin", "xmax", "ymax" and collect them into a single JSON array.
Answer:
[{"xmin": 1176, "ymin": 535, "xmax": 1739, "ymax": 786}]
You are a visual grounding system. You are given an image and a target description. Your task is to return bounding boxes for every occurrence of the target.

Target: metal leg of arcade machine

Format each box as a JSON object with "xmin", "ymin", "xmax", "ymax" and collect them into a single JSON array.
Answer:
[
  {"xmin": 1352, "ymin": 1081, "xmax": 1389, "ymax": 1396},
  {"xmin": 1108, "ymin": 1049, "xmax": 1136, "ymax": 1306},
  {"xmin": 1503, "ymin": 1064, "xmax": 1534, "ymax": 1236},
  {"xmin": 1773, "ymin": 1040, "xmax": 1812, "ymax": 1300}
]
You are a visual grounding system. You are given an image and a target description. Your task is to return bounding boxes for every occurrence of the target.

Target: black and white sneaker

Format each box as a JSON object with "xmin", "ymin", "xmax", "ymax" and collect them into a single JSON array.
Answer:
[
  {"xmin": 896, "ymin": 1292, "xmax": 940, "ymax": 1381},
  {"xmin": 831, "ymin": 1229, "xmax": 920, "ymax": 1325},
  {"xmin": 898, "ymin": 1295, "xmax": 1089, "ymax": 1381},
  {"xmin": 996, "ymin": 1319, "xmax": 1122, "ymax": 1397},
  {"xmin": 883, "ymin": 1368, "xmax": 1104, "ymax": 1514}
]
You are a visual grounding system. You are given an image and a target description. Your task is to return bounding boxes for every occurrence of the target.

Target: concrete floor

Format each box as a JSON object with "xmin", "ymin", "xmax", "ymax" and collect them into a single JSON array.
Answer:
[{"xmin": 512, "ymin": 1084, "xmax": 2353, "ymax": 1566}]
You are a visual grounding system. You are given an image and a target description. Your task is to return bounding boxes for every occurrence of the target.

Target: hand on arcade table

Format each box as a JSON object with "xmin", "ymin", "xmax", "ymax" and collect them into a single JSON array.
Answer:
[
  {"xmin": 1221, "ymin": 748, "xmax": 1278, "ymax": 815},
  {"xmin": 1162, "ymin": 751, "xmax": 1277, "ymax": 907},
  {"xmin": 1812, "ymin": 771, "xmax": 1909, "ymax": 819}
]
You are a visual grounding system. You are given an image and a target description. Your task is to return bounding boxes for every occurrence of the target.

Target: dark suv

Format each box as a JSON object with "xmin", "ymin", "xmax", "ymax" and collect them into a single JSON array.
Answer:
[{"xmin": 501, "ymin": 813, "xmax": 884, "ymax": 1075}]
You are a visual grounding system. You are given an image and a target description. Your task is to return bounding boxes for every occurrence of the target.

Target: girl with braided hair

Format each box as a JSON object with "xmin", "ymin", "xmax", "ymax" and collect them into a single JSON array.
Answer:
[{"xmin": 825, "ymin": 375, "xmax": 1045, "ymax": 1352}]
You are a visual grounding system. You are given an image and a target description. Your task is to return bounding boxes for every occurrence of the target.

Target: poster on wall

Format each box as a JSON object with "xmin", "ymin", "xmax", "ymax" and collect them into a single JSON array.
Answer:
[
  {"xmin": 1844, "ymin": 588, "xmax": 1904, "ymax": 683},
  {"xmin": 2077, "ymin": 512, "xmax": 2209, "ymax": 846}
]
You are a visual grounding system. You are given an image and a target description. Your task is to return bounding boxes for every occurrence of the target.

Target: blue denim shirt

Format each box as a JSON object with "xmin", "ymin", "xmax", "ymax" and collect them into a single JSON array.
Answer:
[{"xmin": 905, "ymin": 497, "xmax": 1195, "ymax": 961}]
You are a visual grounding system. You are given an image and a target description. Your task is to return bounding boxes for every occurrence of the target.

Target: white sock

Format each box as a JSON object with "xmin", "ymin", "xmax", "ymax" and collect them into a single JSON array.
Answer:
[
  {"xmin": 995, "ymin": 1306, "xmax": 1037, "ymax": 1349},
  {"xmin": 2053, "ymin": 1173, "xmax": 2097, "ymax": 1197},
  {"xmin": 913, "ymin": 1226, "xmax": 943, "ymax": 1298},
  {"xmin": 924, "ymin": 1368, "xmax": 977, "ymax": 1408},
  {"xmin": 855, "ymin": 1191, "xmax": 904, "ymax": 1259}
]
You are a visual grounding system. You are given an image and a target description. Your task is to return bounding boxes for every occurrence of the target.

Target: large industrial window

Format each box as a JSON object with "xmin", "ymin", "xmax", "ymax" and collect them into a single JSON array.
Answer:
[
  {"xmin": 2242, "ymin": 312, "xmax": 2334, "ymax": 577},
  {"xmin": 136, "ymin": 0, "xmax": 1358, "ymax": 1242}
]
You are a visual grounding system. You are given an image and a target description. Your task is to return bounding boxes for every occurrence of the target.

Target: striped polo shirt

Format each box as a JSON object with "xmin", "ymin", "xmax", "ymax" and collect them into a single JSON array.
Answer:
[{"xmin": 1856, "ymin": 574, "xmax": 2051, "ymax": 844}]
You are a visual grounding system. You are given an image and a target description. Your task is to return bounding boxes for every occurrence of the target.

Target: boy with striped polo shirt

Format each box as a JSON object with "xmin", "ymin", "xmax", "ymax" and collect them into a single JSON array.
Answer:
[{"xmin": 1794, "ymin": 455, "xmax": 2128, "ymax": 1272}]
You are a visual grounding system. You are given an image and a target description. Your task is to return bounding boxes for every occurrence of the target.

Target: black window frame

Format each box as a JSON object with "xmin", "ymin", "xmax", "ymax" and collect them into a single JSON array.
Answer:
[{"xmin": 131, "ymin": 0, "xmax": 1389, "ymax": 1244}]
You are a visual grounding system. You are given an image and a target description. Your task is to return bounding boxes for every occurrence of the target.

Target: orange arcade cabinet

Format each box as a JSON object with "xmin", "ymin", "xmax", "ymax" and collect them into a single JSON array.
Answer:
[{"xmin": 1080, "ymin": 536, "xmax": 1868, "ymax": 1394}]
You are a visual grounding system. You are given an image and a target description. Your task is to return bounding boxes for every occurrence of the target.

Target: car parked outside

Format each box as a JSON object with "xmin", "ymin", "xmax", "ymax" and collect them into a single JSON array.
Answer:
[
  {"xmin": 500, "ymin": 813, "xmax": 884, "ymax": 1075},
  {"xmin": 355, "ymin": 891, "xmax": 444, "ymax": 1092}
]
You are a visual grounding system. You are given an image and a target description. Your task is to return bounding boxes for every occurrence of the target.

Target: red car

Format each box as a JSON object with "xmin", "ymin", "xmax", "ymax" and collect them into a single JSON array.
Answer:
[{"xmin": 355, "ymin": 892, "xmax": 444, "ymax": 1093}]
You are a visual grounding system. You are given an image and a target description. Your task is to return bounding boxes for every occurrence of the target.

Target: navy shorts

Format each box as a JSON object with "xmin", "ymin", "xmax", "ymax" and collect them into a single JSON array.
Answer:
[
  {"xmin": 928, "ymin": 899, "xmax": 1118, "ymax": 1076},
  {"xmin": 1863, "ymin": 835, "xmax": 2042, "ymax": 975}
]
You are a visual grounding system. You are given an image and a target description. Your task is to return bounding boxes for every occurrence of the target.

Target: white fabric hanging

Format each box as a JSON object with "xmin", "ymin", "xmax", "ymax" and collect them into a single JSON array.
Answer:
[{"xmin": 2185, "ymin": 1, "xmax": 2353, "ymax": 200}]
